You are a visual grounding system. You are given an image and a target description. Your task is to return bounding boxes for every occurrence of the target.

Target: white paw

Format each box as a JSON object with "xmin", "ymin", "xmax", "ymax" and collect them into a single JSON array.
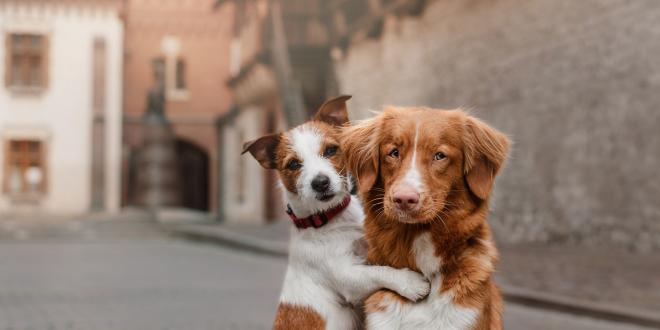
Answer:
[{"xmin": 395, "ymin": 269, "xmax": 431, "ymax": 302}]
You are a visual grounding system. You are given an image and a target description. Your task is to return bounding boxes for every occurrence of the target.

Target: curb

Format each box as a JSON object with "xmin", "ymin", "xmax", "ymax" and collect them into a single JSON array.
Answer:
[
  {"xmin": 168, "ymin": 223, "xmax": 660, "ymax": 328},
  {"xmin": 170, "ymin": 225, "xmax": 289, "ymax": 257},
  {"xmin": 501, "ymin": 285, "xmax": 660, "ymax": 328}
]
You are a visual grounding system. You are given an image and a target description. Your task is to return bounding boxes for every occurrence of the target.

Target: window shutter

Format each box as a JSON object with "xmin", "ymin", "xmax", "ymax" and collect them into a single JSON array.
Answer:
[
  {"xmin": 42, "ymin": 35, "xmax": 49, "ymax": 89},
  {"xmin": 4, "ymin": 34, "xmax": 10, "ymax": 88}
]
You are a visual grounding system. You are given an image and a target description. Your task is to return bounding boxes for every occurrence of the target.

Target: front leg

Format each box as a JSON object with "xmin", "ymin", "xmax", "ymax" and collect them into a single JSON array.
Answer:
[
  {"xmin": 364, "ymin": 290, "xmax": 408, "ymax": 330},
  {"xmin": 335, "ymin": 264, "xmax": 430, "ymax": 304},
  {"xmin": 366, "ymin": 273, "xmax": 482, "ymax": 330}
]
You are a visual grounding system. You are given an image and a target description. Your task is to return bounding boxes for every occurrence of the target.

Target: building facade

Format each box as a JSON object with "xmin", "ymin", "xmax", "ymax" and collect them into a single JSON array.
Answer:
[
  {"xmin": 218, "ymin": 0, "xmax": 660, "ymax": 251},
  {"xmin": 217, "ymin": 0, "xmax": 339, "ymax": 224},
  {"xmin": 121, "ymin": 0, "xmax": 235, "ymax": 213},
  {"xmin": 0, "ymin": 0, "xmax": 124, "ymax": 214},
  {"xmin": 330, "ymin": 0, "xmax": 660, "ymax": 251}
]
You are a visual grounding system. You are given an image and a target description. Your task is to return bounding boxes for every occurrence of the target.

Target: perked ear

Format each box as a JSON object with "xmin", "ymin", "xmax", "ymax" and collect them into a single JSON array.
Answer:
[
  {"xmin": 340, "ymin": 116, "xmax": 381, "ymax": 194},
  {"xmin": 314, "ymin": 95, "xmax": 351, "ymax": 127},
  {"xmin": 463, "ymin": 116, "xmax": 510, "ymax": 200},
  {"xmin": 241, "ymin": 133, "xmax": 281, "ymax": 169}
]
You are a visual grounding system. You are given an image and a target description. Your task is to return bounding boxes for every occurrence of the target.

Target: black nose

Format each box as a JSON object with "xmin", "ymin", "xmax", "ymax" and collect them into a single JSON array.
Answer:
[{"xmin": 311, "ymin": 174, "xmax": 331, "ymax": 193}]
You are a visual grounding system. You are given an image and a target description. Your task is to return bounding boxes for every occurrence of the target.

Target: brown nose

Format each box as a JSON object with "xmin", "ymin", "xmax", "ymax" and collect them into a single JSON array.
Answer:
[{"xmin": 392, "ymin": 187, "xmax": 420, "ymax": 211}]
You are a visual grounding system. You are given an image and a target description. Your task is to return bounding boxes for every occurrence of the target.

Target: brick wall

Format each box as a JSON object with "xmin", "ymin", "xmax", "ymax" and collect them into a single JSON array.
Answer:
[
  {"xmin": 334, "ymin": 0, "xmax": 660, "ymax": 251},
  {"xmin": 122, "ymin": 0, "xmax": 235, "ymax": 212}
]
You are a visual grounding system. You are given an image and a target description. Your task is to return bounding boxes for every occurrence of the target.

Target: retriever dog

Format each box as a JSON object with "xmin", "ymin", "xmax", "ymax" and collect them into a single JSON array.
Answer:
[{"xmin": 341, "ymin": 106, "xmax": 509, "ymax": 329}]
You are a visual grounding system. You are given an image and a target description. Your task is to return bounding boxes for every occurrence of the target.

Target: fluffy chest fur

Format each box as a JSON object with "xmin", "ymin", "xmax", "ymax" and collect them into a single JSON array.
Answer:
[
  {"xmin": 363, "ymin": 214, "xmax": 501, "ymax": 330},
  {"xmin": 277, "ymin": 198, "xmax": 366, "ymax": 330}
]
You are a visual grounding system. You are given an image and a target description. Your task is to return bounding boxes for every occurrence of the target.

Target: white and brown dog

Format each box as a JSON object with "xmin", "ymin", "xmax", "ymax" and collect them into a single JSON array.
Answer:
[{"xmin": 242, "ymin": 96, "xmax": 430, "ymax": 330}]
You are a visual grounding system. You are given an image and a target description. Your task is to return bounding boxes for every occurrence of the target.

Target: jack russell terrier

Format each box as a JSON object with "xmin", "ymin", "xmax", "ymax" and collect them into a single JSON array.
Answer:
[{"xmin": 242, "ymin": 96, "xmax": 430, "ymax": 330}]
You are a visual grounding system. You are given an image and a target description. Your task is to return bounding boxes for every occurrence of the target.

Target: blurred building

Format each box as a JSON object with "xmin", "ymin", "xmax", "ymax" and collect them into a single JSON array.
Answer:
[
  {"xmin": 216, "ymin": 0, "xmax": 339, "ymax": 224},
  {"xmin": 219, "ymin": 0, "xmax": 660, "ymax": 251},
  {"xmin": 121, "ymin": 0, "xmax": 234, "ymax": 213},
  {"xmin": 0, "ymin": 0, "xmax": 124, "ymax": 214},
  {"xmin": 329, "ymin": 0, "xmax": 660, "ymax": 252}
]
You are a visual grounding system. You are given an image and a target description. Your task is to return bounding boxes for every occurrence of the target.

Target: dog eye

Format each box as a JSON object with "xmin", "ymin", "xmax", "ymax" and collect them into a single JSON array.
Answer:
[
  {"xmin": 434, "ymin": 152, "xmax": 446, "ymax": 161},
  {"xmin": 388, "ymin": 148, "xmax": 399, "ymax": 158},
  {"xmin": 323, "ymin": 145, "xmax": 338, "ymax": 157},
  {"xmin": 286, "ymin": 159, "xmax": 302, "ymax": 170}
]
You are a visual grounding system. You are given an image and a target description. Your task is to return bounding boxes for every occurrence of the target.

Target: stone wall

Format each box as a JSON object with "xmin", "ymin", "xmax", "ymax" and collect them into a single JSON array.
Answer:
[{"xmin": 334, "ymin": 0, "xmax": 660, "ymax": 251}]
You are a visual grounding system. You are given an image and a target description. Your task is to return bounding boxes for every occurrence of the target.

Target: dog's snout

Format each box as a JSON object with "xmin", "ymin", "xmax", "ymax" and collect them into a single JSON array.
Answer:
[
  {"xmin": 392, "ymin": 186, "xmax": 420, "ymax": 211},
  {"xmin": 311, "ymin": 174, "xmax": 331, "ymax": 192}
]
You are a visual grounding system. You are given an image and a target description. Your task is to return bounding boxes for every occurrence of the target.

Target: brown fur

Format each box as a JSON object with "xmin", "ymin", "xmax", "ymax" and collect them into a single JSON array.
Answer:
[
  {"xmin": 341, "ymin": 107, "xmax": 508, "ymax": 329},
  {"xmin": 364, "ymin": 290, "xmax": 409, "ymax": 314},
  {"xmin": 273, "ymin": 303, "xmax": 326, "ymax": 330}
]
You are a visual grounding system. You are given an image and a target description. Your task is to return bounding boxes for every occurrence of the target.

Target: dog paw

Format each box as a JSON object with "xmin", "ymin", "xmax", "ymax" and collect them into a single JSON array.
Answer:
[{"xmin": 395, "ymin": 269, "xmax": 431, "ymax": 302}]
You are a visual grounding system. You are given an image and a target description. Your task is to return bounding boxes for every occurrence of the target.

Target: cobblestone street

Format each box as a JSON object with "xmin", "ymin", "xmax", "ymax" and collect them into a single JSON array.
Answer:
[
  {"xmin": 0, "ymin": 217, "xmax": 654, "ymax": 330},
  {"xmin": 0, "ymin": 217, "xmax": 285, "ymax": 330}
]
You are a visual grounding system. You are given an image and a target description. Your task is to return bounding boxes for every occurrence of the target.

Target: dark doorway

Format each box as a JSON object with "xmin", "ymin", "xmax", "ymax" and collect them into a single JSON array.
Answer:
[{"xmin": 176, "ymin": 139, "xmax": 209, "ymax": 211}]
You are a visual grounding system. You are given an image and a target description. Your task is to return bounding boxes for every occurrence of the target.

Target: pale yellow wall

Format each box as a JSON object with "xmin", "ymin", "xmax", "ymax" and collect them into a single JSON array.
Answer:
[{"xmin": 0, "ymin": 2, "xmax": 123, "ymax": 214}]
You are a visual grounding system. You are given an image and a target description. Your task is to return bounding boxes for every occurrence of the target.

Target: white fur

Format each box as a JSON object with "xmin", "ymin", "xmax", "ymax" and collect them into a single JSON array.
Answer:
[
  {"xmin": 277, "ymin": 124, "xmax": 430, "ymax": 330},
  {"xmin": 412, "ymin": 232, "xmax": 441, "ymax": 278},
  {"xmin": 366, "ymin": 286, "xmax": 479, "ymax": 330},
  {"xmin": 401, "ymin": 122, "xmax": 424, "ymax": 191},
  {"xmin": 286, "ymin": 125, "xmax": 347, "ymax": 214},
  {"xmin": 365, "ymin": 233, "xmax": 478, "ymax": 330}
]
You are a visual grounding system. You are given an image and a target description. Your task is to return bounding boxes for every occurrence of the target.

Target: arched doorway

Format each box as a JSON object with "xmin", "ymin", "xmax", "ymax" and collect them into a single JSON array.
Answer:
[{"xmin": 176, "ymin": 139, "xmax": 209, "ymax": 211}]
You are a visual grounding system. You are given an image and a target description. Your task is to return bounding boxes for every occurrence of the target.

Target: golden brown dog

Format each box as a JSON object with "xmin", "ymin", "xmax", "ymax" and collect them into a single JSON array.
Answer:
[{"xmin": 341, "ymin": 106, "xmax": 509, "ymax": 329}]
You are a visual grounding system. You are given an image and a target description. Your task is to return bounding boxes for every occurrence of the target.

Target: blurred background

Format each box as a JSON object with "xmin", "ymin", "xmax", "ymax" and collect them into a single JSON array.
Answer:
[{"xmin": 0, "ymin": 0, "xmax": 658, "ymax": 329}]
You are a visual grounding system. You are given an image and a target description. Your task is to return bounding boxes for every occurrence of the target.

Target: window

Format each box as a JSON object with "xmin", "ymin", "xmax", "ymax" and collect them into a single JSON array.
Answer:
[
  {"xmin": 162, "ymin": 56, "xmax": 189, "ymax": 101},
  {"xmin": 5, "ymin": 33, "xmax": 48, "ymax": 90},
  {"xmin": 175, "ymin": 58, "xmax": 186, "ymax": 90},
  {"xmin": 152, "ymin": 57, "xmax": 166, "ymax": 87},
  {"xmin": 4, "ymin": 140, "xmax": 46, "ymax": 195}
]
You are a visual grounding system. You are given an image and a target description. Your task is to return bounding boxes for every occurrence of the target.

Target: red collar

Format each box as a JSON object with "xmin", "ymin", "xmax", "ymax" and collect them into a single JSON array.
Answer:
[{"xmin": 286, "ymin": 195, "xmax": 352, "ymax": 229}]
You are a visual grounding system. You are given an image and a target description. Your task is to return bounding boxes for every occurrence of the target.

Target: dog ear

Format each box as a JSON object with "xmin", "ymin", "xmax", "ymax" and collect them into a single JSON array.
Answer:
[
  {"xmin": 242, "ymin": 133, "xmax": 281, "ymax": 169},
  {"xmin": 340, "ymin": 116, "xmax": 381, "ymax": 194},
  {"xmin": 463, "ymin": 115, "xmax": 510, "ymax": 200},
  {"xmin": 314, "ymin": 95, "xmax": 351, "ymax": 127}
]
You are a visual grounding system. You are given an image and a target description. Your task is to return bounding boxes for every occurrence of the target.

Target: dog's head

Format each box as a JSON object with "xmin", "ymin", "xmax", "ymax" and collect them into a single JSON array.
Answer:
[
  {"xmin": 242, "ymin": 96, "xmax": 352, "ymax": 213},
  {"xmin": 341, "ymin": 107, "xmax": 509, "ymax": 224}
]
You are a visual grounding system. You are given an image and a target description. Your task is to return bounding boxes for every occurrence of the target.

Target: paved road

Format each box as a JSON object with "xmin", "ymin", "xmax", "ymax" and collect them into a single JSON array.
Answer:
[{"xmin": 0, "ymin": 218, "xmax": 653, "ymax": 329}]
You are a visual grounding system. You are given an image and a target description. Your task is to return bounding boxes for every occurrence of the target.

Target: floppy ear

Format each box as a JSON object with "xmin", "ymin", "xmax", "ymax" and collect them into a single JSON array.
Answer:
[
  {"xmin": 241, "ymin": 133, "xmax": 281, "ymax": 169},
  {"xmin": 340, "ymin": 116, "xmax": 381, "ymax": 194},
  {"xmin": 314, "ymin": 95, "xmax": 351, "ymax": 127},
  {"xmin": 463, "ymin": 116, "xmax": 510, "ymax": 200}
]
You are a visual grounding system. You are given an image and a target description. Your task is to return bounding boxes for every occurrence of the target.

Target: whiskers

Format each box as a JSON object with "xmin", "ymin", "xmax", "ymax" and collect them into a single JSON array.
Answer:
[
  {"xmin": 429, "ymin": 209, "xmax": 450, "ymax": 232},
  {"xmin": 359, "ymin": 186, "xmax": 458, "ymax": 231},
  {"xmin": 364, "ymin": 188, "xmax": 388, "ymax": 219},
  {"xmin": 426, "ymin": 194, "xmax": 459, "ymax": 232}
]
